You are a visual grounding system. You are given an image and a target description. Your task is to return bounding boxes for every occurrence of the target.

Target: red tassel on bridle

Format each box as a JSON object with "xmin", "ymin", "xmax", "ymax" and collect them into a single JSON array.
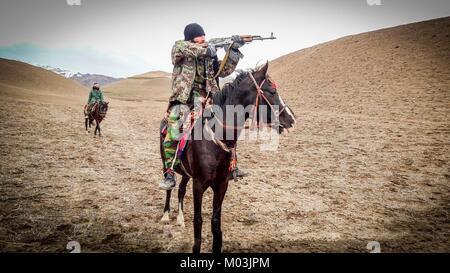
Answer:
[{"xmin": 271, "ymin": 81, "xmax": 278, "ymax": 90}]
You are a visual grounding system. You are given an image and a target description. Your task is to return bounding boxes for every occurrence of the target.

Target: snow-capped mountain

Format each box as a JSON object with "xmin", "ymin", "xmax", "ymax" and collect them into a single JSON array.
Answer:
[
  {"xmin": 69, "ymin": 72, "xmax": 122, "ymax": 87},
  {"xmin": 36, "ymin": 64, "xmax": 122, "ymax": 87},
  {"xmin": 39, "ymin": 65, "xmax": 77, "ymax": 78}
]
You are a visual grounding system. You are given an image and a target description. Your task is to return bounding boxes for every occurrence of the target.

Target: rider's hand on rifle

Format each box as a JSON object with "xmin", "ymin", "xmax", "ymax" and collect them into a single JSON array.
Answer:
[
  {"xmin": 231, "ymin": 35, "xmax": 245, "ymax": 49},
  {"xmin": 206, "ymin": 45, "xmax": 217, "ymax": 58}
]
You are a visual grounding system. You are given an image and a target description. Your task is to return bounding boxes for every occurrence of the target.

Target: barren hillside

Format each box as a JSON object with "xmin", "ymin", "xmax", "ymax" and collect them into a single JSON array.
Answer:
[
  {"xmin": 0, "ymin": 58, "xmax": 86, "ymax": 104},
  {"xmin": 103, "ymin": 71, "xmax": 171, "ymax": 102},
  {"xmin": 0, "ymin": 17, "xmax": 449, "ymax": 252}
]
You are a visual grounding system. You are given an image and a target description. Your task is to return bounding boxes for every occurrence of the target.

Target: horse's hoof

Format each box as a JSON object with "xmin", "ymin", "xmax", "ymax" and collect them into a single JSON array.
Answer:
[
  {"xmin": 161, "ymin": 212, "xmax": 170, "ymax": 223},
  {"xmin": 176, "ymin": 214, "xmax": 185, "ymax": 228},
  {"xmin": 176, "ymin": 204, "xmax": 185, "ymax": 227}
]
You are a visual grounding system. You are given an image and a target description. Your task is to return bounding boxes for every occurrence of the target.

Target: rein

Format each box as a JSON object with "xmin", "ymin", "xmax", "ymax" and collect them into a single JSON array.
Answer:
[
  {"xmin": 248, "ymin": 73, "xmax": 286, "ymax": 128},
  {"xmin": 202, "ymin": 72, "xmax": 286, "ymax": 153},
  {"xmin": 208, "ymin": 72, "xmax": 286, "ymax": 132}
]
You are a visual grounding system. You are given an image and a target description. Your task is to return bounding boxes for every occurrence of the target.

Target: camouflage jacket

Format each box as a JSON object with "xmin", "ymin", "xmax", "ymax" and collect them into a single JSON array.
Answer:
[{"xmin": 169, "ymin": 40, "xmax": 243, "ymax": 104}]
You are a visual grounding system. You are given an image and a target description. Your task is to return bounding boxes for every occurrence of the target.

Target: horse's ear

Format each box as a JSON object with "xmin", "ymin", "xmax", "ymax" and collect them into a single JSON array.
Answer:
[{"xmin": 256, "ymin": 60, "xmax": 269, "ymax": 78}]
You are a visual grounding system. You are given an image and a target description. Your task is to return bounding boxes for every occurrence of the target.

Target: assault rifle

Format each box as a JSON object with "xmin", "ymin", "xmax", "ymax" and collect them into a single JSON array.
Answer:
[{"xmin": 207, "ymin": 32, "xmax": 276, "ymax": 49}]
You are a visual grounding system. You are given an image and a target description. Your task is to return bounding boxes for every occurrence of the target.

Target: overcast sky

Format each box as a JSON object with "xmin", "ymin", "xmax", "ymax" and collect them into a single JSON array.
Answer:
[{"xmin": 0, "ymin": 0, "xmax": 449, "ymax": 77}]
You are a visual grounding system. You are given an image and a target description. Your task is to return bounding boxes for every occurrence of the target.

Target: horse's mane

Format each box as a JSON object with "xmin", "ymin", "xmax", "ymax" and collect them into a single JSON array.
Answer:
[{"xmin": 212, "ymin": 71, "xmax": 251, "ymax": 106}]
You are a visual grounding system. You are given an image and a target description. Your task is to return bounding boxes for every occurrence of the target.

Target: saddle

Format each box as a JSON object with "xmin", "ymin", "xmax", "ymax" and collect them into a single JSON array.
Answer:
[
  {"xmin": 84, "ymin": 102, "xmax": 99, "ymax": 116},
  {"xmin": 161, "ymin": 105, "xmax": 239, "ymax": 175}
]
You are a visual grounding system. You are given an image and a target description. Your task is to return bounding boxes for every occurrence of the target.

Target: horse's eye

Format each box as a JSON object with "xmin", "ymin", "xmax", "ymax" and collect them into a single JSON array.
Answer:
[
  {"xmin": 267, "ymin": 82, "xmax": 277, "ymax": 94},
  {"xmin": 267, "ymin": 78, "xmax": 278, "ymax": 90},
  {"xmin": 266, "ymin": 89, "xmax": 276, "ymax": 96}
]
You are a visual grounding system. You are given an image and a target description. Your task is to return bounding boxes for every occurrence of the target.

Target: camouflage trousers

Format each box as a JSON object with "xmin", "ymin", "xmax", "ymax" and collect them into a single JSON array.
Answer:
[{"xmin": 163, "ymin": 90, "xmax": 202, "ymax": 170}]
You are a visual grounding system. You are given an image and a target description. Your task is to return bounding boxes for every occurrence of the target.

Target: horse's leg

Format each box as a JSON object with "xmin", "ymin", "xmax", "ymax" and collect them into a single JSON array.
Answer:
[
  {"xmin": 161, "ymin": 189, "xmax": 172, "ymax": 223},
  {"xmin": 176, "ymin": 176, "xmax": 189, "ymax": 228},
  {"xmin": 85, "ymin": 118, "xmax": 89, "ymax": 134},
  {"xmin": 94, "ymin": 120, "xmax": 99, "ymax": 136},
  {"xmin": 98, "ymin": 121, "xmax": 102, "ymax": 137},
  {"xmin": 211, "ymin": 180, "xmax": 229, "ymax": 253},
  {"xmin": 192, "ymin": 182, "xmax": 205, "ymax": 253}
]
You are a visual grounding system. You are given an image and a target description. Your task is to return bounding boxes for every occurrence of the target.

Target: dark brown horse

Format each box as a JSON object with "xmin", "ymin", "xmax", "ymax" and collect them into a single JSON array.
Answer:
[
  {"xmin": 85, "ymin": 101, "xmax": 109, "ymax": 137},
  {"xmin": 159, "ymin": 62, "xmax": 296, "ymax": 253}
]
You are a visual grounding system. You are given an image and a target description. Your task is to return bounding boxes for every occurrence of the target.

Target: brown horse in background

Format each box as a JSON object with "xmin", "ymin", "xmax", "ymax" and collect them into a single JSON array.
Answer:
[
  {"xmin": 85, "ymin": 101, "xmax": 109, "ymax": 137},
  {"xmin": 159, "ymin": 62, "xmax": 296, "ymax": 253}
]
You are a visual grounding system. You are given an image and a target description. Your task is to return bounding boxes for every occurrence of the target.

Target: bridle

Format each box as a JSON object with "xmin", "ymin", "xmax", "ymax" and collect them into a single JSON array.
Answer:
[
  {"xmin": 98, "ymin": 102, "xmax": 108, "ymax": 117},
  {"xmin": 248, "ymin": 72, "xmax": 287, "ymax": 129},
  {"xmin": 188, "ymin": 71, "xmax": 291, "ymax": 154},
  {"xmin": 207, "ymin": 72, "xmax": 288, "ymax": 131}
]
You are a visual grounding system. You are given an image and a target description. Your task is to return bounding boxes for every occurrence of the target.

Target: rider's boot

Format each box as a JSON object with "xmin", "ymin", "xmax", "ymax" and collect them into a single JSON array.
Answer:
[
  {"xmin": 228, "ymin": 167, "xmax": 249, "ymax": 181},
  {"xmin": 159, "ymin": 168, "xmax": 176, "ymax": 190}
]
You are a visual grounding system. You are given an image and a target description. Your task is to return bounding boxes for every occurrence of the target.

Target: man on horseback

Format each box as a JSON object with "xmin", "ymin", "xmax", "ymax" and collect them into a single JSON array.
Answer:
[
  {"xmin": 85, "ymin": 83, "xmax": 105, "ymax": 116},
  {"xmin": 160, "ymin": 23, "xmax": 247, "ymax": 190}
]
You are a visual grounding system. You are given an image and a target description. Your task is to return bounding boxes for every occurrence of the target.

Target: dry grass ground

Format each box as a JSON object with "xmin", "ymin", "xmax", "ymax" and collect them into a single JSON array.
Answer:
[{"xmin": 0, "ymin": 17, "xmax": 449, "ymax": 252}]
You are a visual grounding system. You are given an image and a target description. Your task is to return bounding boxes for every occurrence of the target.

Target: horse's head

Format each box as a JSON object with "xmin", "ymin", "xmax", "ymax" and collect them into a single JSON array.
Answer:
[
  {"xmin": 99, "ymin": 101, "xmax": 109, "ymax": 117},
  {"xmin": 237, "ymin": 62, "xmax": 296, "ymax": 134}
]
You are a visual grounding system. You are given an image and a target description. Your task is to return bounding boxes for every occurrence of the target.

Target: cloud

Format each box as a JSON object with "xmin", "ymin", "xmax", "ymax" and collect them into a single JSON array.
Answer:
[{"xmin": 0, "ymin": 43, "xmax": 152, "ymax": 78}]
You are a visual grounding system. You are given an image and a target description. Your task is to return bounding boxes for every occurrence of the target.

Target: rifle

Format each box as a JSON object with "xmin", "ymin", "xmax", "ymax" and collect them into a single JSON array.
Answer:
[{"xmin": 208, "ymin": 32, "xmax": 276, "ymax": 49}]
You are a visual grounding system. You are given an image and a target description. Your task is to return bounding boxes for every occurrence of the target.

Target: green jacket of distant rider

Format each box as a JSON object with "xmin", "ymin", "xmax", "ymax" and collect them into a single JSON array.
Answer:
[{"xmin": 87, "ymin": 83, "xmax": 104, "ymax": 105}]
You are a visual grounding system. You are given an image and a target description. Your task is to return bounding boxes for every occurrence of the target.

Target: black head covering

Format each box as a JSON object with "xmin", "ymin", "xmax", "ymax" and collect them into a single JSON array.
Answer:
[{"xmin": 184, "ymin": 23, "xmax": 205, "ymax": 41}]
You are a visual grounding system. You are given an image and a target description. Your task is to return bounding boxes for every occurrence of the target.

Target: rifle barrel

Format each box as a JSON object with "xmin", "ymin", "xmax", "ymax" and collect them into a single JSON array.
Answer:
[{"xmin": 252, "ymin": 36, "xmax": 277, "ymax": 41}]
